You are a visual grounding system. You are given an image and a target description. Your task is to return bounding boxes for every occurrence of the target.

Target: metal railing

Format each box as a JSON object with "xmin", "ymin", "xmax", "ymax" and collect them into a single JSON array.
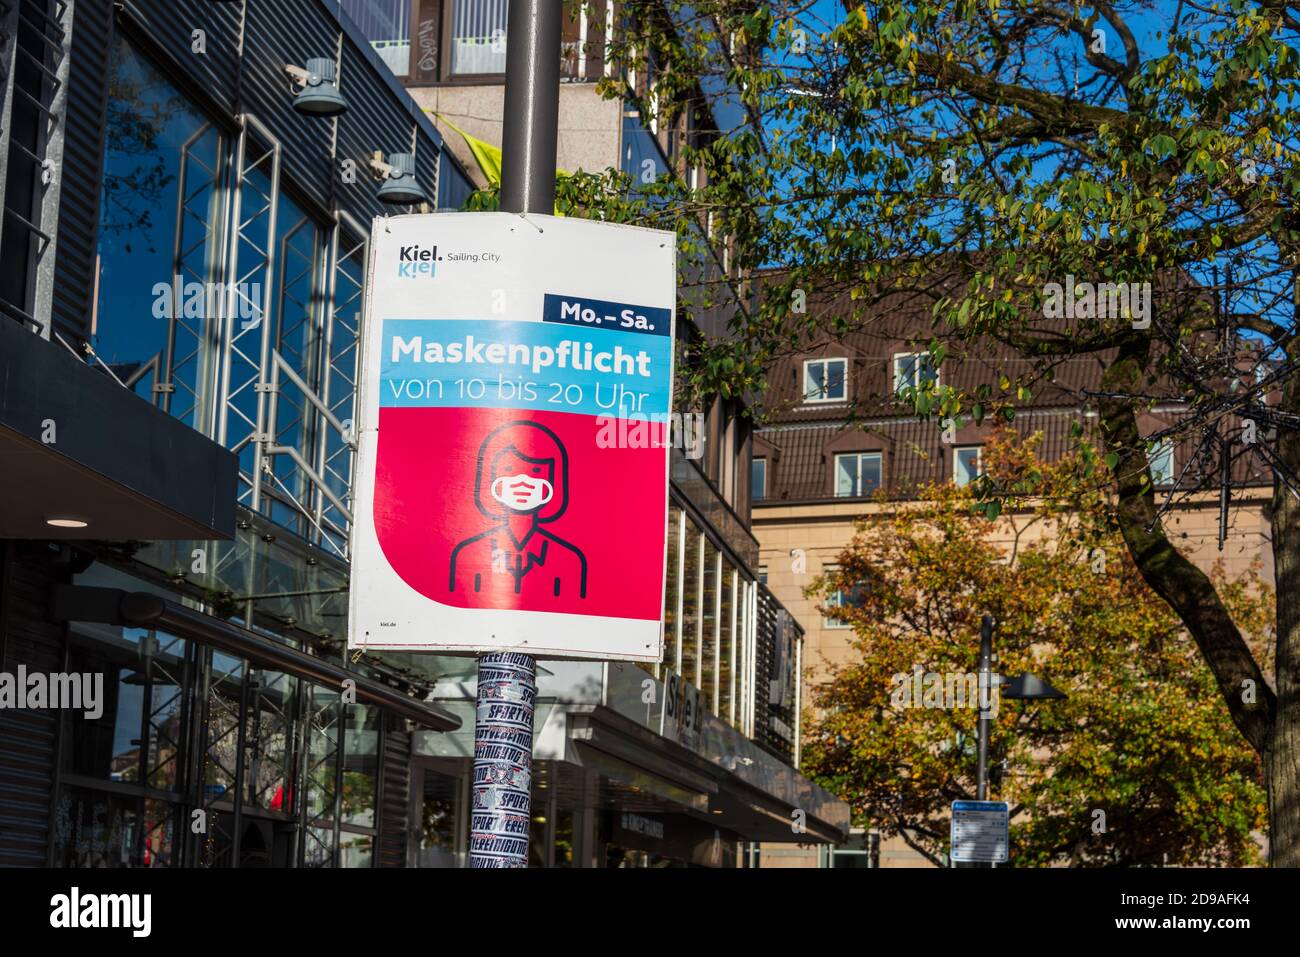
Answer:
[{"xmin": 0, "ymin": 0, "xmax": 68, "ymax": 337}]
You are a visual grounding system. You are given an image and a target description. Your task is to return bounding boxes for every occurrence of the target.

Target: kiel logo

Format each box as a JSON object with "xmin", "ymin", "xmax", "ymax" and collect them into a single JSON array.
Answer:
[{"xmin": 398, "ymin": 243, "xmax": 440, "ymax": 279}]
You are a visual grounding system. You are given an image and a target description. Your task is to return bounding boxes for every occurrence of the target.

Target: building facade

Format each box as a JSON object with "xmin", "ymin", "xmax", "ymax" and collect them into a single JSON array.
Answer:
[
  {"xmin": 748, "ymin": 279, "xmax": 1275, "ymax": 866},
  {"xmin": 0, "ymin": 0, "xmax": 846, "ymax": 868}
]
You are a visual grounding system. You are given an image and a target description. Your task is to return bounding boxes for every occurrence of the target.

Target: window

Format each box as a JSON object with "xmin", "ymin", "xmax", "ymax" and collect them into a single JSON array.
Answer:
[
  {"xmin": 451, "ymin": 0, "xmax": 510, "ymax": 75},
  {"xmin": 719, "ymin": 561, "xmax": 737, "ymax": 724},
  {"xmin": 242, "ymin": 668, "xmax": 299, "ymax": 813},
  {"xmin": 304, "ymin": 684, "xmax": 341, "ymax": 868},
  {"xmin": 822, "ymin": 564, "xmax": 866, "ymax": 629},
  {"xmin": 341, "ymin": 704, "xmax": 380, "ymax": 828},
  {"xmin": 93, "ymin": 34, "xmax": 227, "ymax": 428},
  {"xmin": 662, "ymin": 504, "xmax": 683, "ymax": 676},
  {"xmin": 341, "ymin": 0, "xmax": 413, "ymax": 76},
  {"xmin": 752, "ymin": 457, "xmax": 767, "ymax": 501},
  {"xmin": 954, "ymin": 446, "xmax": 982, "ymax": 487},
  {"xmin": 1148, "ymin": 439, "xmax": 1175, "ymax": 486},
  {"xmin": 893, "ymin": 352, "xmax": 938, "ymax": 394},
  {"xmin": 680, "ymin": 521, "xmax": 702, "ymax": 683},
  {"xmin": 804, "ymin": 358, "xmax": 847, "ymax": 403},
  {"xmin": 701, "ymin": 540, "xmax": 719, "ymax": 711},
  {"xmin": 835, "ymin": 452, "xmax": 882, "ymax": 497},
  {"xmin": 56, "ymin": 624, "xmax": 193, "ymax": 867},
  {"xmin": 416, "ymin": 765, "xmax": 465, "ymax": 868}
]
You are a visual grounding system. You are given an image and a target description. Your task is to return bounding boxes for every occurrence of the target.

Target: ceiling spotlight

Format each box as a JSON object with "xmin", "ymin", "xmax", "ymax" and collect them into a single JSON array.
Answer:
[
  {"xmin": 371, "ymin": 151, "xmax": 430, "ymax": 206},
  {"xmin": 285, "ymin": 58, "xmax": 348, "ymax": 117},
  {"xmin": 45, "ymin": 516, "xmax": 89, "ymax": 529}
]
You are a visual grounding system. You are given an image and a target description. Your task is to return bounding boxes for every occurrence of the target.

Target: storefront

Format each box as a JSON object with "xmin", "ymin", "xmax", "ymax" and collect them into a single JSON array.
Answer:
[
  {"xmin": 0, "ymin": 0, "xmax": 473, "ymax": 868},
  {"xmin": 0, "ymin": 0, "xmax": 849, "ymax": 868},
  {"xmin": 404, "ymin": 653, "xmax": 848, "ymax": 868}
]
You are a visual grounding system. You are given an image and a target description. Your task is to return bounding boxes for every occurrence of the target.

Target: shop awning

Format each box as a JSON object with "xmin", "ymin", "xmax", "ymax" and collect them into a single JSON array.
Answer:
[
  {"xmin": 0, "ymin": 320, "xmax": 237, "ymax": 540},
  {"xmin": 568, "ymin": 704, "xmax": 848, "ymax": 844}
]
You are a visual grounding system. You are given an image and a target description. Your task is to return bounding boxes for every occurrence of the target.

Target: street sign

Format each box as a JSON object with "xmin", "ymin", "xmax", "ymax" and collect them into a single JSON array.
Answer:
[
  {"xmin": 950, "ymin": 800, "xmax": 1009, "ymax": 863},
  {"xmin": 349, "ymin": 212, "xmax": 676, "ymax": 661}
]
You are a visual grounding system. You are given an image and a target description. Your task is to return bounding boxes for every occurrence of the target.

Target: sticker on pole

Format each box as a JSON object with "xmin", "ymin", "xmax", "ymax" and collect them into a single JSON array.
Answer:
[
  {"xmin": 348, "ymin": 213, "xmax": 676, "ymax": 661},
  {"xmin": 949, "ymin": 800, "xmax": 1009, "ymax": 863}
]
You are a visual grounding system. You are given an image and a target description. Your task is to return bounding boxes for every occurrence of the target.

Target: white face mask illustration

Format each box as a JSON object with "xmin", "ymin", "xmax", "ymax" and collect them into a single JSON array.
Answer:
[{"xmin": 491, "ymin": 474, "xmax": 554, "ymax": 512}]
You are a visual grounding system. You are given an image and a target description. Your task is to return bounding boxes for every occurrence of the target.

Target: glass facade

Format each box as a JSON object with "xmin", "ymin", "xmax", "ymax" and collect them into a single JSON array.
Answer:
[
  {"xmin": 680, "ymin": 523, "xmax": 700, "ymax": 683},
  {"xmin": 53, "ymin": 563, "xmax": 399, "ymax": 868},
  {"xmin": 11, "ymin": 4, "xmax": 830, "ymax": 875},
  {"xmin": 657, "ymin": 503, "xmax": 757, "ymax": 727},
  {"xmin": 89, "ymin": 34, "xmax": 375, "ymax": 560},
  {"xmin": 701, "ymin": 538, "xmax": 718, "ymax": 710},
  {"xmin": 719, "ymin": 561, "xmax": 736, "ymax": 722},
  {"xmin": 663, "ymin": 503, "xmax": 682, "ymax": 676},
  {"xmin": 93, "ymin": 33, "xmax": 226, "ymax": 427}
]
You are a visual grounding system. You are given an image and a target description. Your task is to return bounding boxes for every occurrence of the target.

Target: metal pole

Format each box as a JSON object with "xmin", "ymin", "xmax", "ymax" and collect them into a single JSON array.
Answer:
[
  {"xmin": 469, "ymin": 651, "xmax": 538, "ymax": 867},
  {"xmin": 973, "ymin": 614, "xmax": 994, "ymax": 869},
  {"xmin": 499, "ymin": 0, "xmax": 561, "ymax": 215},
  {"xmin": 468, "ymin": 0, "xmax": 560, "ymax": 869},
  {"xmin": 976, "ymin": 614, "xmax": 992, "ymax": 801}
]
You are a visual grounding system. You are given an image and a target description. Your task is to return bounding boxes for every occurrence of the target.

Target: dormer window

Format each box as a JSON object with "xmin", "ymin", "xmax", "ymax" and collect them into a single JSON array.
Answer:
[
  {"xmin": 803, "ymin": 358, "xmax": 847, "ymax": 404},
  {"xmin": 893, "ymin": 352, "xmax": 938, "ymax": 395}
]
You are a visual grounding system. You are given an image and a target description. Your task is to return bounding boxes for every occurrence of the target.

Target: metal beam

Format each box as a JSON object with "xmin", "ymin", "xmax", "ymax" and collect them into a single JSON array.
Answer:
[{"xmin": 49, "ymin": 585, "xmax": 461, "ymax": 732}]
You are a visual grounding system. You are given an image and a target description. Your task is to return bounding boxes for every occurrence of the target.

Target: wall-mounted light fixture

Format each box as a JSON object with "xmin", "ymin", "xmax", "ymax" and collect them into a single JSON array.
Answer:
[
  {"xmin": 285, "ymin": 58, "xmax": 348, "ymax": 117},
  {"xmin": 370, "ymin": 151, "xmax": 429, "ymax": 206}
]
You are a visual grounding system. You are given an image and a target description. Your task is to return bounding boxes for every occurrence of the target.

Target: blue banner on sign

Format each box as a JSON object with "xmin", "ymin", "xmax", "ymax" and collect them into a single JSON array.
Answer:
[
  {"xmin": 542, "ymin": 293, "xmax": 672, "ymax": 337},
  {"xmin": 380, "ymin": 318, "xmax": 672, "ymax": 420}
]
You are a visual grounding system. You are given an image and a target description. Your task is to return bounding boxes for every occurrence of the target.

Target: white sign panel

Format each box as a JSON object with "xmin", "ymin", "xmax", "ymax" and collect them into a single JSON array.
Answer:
[
  {"xmin": 348, "ymin": 213, "xmax": 676, "ymax": 660},
  {"xmin": 949, "ymin": 800, "xmax": 1009, "ymax": 863}
]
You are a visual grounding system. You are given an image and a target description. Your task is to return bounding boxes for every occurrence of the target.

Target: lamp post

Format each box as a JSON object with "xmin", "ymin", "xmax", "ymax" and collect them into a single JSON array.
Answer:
[
  {"xmin": 965, "ymin": 613, "xmax": 1066, "ymax": 867},
  {"xmin": 467, "ymin": 0, "xmax": 562, "ymax": 870}
]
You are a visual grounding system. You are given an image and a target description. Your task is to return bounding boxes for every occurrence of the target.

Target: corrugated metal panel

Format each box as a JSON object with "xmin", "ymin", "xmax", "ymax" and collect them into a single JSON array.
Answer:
[
  {"xmin": 414, "ymin": 136, "xmax": 438, "ymax": 209},
  {"xmin": 0, "ymin": 547, "xmax": 66, "ymax": 867},
  {"xmin": 241, "ymin": 0, "xmax": 335, "ymax": 213},
  {"xmin": 336, "ymin": 37, "xmax": 420, "ymax": 228},
  {"xmin": 122, "ymin": 0, "xmax": 240, "ymax": 113},
  {"xmin": 0, "ymin": 1, "xmax": 25, "ymax": 300},
  {"xmin": 377, "ymin": 715, "xmax": 411, "ymax": 867},
  {"xmin": 49, "ymin": 0, "xmax": 112, "ymax": 341}
]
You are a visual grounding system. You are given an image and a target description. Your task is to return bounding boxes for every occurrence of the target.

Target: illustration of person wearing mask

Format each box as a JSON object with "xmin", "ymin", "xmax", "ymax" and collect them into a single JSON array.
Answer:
[{"xmin": 449, "ymin": 420, "xmax": 588, "ymax": 602}]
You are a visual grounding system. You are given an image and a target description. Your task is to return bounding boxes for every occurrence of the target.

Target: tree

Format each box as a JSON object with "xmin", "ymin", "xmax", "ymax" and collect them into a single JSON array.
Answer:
[
  {"xmin": 591, "ymin": 1, "xmax": 1300, "ymax": 864},
  {"xmin": 800, "ymin": 430, "xmax": 1272, "ymax": 866}
]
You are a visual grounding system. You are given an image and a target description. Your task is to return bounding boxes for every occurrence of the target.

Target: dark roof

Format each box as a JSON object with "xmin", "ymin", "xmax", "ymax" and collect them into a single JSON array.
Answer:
[{"xmin": 749, "ymin": 268, "xmax": 1271, "ymax": 502}]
